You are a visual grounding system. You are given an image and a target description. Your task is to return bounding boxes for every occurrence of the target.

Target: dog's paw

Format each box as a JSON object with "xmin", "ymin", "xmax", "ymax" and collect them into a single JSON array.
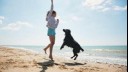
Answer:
[{"xmin": 74, "ymin": 58, "xmax": 77, "ymax": 60}]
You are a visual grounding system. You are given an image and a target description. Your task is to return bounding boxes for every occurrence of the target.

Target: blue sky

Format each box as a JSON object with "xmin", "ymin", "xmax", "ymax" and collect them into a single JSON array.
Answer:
[{"xmin": 0, "ymin": 0, "xmax": 127, "ymax": 46}]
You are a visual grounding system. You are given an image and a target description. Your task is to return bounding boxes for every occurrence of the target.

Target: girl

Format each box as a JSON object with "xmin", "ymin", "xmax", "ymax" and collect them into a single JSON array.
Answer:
[{"xmin": 44, "ymin": 0, "xmax": 59, "ymax": 60}]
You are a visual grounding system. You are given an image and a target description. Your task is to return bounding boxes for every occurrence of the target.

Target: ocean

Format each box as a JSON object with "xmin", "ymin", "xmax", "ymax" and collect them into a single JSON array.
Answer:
[{"xmin": 6, "ymin": 45, "xmax": 127, "ymax": 66}]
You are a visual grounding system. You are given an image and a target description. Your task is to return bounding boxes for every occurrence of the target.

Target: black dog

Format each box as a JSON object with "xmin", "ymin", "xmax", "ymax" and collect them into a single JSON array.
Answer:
[{"xmin": 60, "ymin": 29, "xmax": 84, "ymax": 60}]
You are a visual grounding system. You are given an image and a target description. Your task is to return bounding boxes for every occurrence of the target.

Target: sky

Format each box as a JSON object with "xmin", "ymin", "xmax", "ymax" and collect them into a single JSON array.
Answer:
[{"xmin": 0, "ymin": 0, "xmax": 127, "ymax": 46}]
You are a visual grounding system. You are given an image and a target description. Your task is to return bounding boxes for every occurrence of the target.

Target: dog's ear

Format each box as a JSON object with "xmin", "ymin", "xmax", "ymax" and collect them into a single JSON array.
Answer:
[{"xmin": 63, "ymin": 29, "xmax": 66, "ymax": 32}]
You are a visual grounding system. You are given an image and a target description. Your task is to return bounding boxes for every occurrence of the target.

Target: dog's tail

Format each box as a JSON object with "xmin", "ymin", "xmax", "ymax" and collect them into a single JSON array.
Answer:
[{"xmin": 80, "ymin": 48, "xmax": 84, "ymax": 52}]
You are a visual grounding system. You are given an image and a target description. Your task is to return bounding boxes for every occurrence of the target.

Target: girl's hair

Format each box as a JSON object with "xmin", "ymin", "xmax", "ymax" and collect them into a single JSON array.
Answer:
[
  {"xmin": 46, "ymin": 10, "xmax": 56, "ymax": 21},
  {"xmin": 46, "ymin": 10, "xmax": 56, "ymax": 16}
]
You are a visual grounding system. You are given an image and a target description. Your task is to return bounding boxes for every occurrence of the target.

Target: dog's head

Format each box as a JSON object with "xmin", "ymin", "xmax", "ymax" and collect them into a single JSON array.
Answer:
[{"xmin": 63, "ymin": 29, "xmax": 71, "ymax": 35}]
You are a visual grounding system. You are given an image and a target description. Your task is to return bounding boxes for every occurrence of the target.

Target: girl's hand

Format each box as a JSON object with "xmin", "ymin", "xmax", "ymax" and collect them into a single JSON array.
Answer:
[{"xmin": 57, "ymin": 19, "xmax": 59, "ymax": 23}]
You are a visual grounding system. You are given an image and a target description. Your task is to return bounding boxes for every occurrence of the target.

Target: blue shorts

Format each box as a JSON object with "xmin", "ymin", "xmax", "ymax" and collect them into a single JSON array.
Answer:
[{"xmin": 47, "ymin": 28, "xmax": 56, "ymax": 36}]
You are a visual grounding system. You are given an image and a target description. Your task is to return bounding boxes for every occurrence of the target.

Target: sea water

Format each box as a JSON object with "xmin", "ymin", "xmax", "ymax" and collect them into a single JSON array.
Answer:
[{"xmin": 6, "ymin": 45, "xmax": 127, "ymax": 66}]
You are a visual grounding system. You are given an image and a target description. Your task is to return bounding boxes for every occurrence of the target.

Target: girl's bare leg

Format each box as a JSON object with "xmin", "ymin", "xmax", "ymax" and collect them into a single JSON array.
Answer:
[
  {"xmin": 44, "ymin": 44, "xmax": 51, "ymax": 54},
  {"xmin": 49, "ymin": 36, "xmax": 55, "ymax": 60}
]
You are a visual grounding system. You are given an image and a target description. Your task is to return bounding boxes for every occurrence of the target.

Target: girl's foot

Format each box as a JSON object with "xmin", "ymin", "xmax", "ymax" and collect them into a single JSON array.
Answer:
[
  {"xmin": 49, "ymin": 56, "xmax": 53, "ymax": 61},
  {"xmin": 43, "ymin": 48, "xmax": 47, "ymax": 54}
]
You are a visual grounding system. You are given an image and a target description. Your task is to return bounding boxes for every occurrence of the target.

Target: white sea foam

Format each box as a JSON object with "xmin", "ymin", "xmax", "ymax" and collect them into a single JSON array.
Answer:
[{"xmin": 90, "ymin": 49, "xmax": 127, "ymax": 53}]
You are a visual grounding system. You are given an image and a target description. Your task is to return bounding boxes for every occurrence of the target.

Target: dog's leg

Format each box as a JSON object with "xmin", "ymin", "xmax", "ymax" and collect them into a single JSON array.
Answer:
[
  {"xmin": 71, "ymin": 50, "xmax": 76, "ymax": 59},
  {"xmin": 74, "ymin": 53, "xmax": 78, "ymax": 60},
  {"xmin": 71, "ymin": 54, "xmax": 75, "ymax": 59},
  {"xmin": 60, "ymin": 42, "xmax": 66, "ymax": 50}
]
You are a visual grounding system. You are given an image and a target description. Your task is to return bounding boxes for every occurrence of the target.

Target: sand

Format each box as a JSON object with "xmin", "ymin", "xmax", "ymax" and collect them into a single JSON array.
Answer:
[{"xmin": 0, "ymin": 46, "xmax": 127, "ymax": 72}]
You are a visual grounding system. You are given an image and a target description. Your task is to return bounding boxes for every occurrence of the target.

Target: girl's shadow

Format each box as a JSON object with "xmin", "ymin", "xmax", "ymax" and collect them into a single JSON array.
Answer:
[{"xmin": 37, "ymin": 60, "xmax": 54, "ymax": 72}]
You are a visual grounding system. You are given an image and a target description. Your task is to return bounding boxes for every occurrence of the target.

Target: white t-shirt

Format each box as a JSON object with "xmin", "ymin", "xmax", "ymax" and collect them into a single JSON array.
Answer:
[{"xmin": 46, "ymin": 4, "xmax": 59, "ymax": 29}]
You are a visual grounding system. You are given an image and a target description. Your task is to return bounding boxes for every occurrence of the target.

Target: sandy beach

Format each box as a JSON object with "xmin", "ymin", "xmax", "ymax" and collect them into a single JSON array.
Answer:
[{"xmin": 0, "ymin": 46, "xmax": 127, "ymax": 72}]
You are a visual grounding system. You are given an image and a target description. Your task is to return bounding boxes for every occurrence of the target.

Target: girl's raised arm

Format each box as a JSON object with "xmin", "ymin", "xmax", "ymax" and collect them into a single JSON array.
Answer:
[
  {"xmin": 48, "ymin": 0, "xmax": 54, "ymax": 17},
  {"xmin": 46, "ymin": 0, "xmax": 54, "ymax": 21},
  {"xmin": 51, "ymin": 0, "xmax": 54, "ymax": 11}
]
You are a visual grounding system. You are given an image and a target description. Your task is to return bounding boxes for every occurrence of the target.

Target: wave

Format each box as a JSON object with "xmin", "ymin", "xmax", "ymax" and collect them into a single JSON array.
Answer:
[
  {"xmin": 90, "ymin": 49, "xmax": 127, "ymax": 53},
  {"xmin": 4, "ymin": 45, "xmax": 39, "ymax": 54}
]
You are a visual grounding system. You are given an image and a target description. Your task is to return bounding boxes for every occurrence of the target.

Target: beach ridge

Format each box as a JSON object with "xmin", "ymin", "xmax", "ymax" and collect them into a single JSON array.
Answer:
[{"xmin": 0, "ymin": 46, "xmax": 127, "ymax": 72}]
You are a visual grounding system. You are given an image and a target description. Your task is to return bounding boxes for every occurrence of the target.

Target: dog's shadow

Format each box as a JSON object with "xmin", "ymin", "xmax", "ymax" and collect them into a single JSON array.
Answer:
[
  {"xmin": 37, "ymin": 60, "xmax": 55, "ymax": 72},
  {"xmin": 37, "ymin": 60, "xmax": 87, "ymax": 72},
  {"xmin": 64, "ymin": 62, "xmax": 86, "ymax": 66}
]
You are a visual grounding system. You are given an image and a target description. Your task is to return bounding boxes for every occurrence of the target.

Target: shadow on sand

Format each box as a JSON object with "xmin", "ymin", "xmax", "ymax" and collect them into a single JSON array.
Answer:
[
  {"xmin": 64, "ymin": 62, "xmax": 86, "ymax": 66},
  {"xmin": 37, "ymin": 60, "xmax": 55, "ymax": 72},
  {"xmin": 37, "ymin": 60, "xmax": 86, "ymax": 72}
]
